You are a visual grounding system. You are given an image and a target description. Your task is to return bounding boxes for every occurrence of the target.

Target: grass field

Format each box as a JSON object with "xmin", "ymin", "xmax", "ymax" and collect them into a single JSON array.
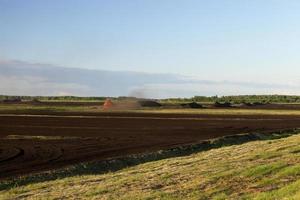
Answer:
[
  {"xmin": 137, "ymin": 108, "xmax": 300, "ymax": 116},
  {"xmin": 3, "ymin": 103, "xmax": 300, "ymax": 116},
  {"xmin": 0, "ymin": 104, "xmax": 100, "ymax": 112},
  {"xmin": 2, "ymin": 103, "xmax": 300, "ymax": 199},
  {"xmin": 2, "ymin": 131, "xmax": 300, "ymax": 199}
]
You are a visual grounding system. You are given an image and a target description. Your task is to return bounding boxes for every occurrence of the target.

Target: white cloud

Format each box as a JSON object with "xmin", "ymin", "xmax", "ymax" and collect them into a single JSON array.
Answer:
[
  {"xmin": 1, "ymin": 59, "xmax": 300, "ymax": 98},
  {"xmin": 0, "ymin": 75, "xmax": 93, "ymax": 96}
]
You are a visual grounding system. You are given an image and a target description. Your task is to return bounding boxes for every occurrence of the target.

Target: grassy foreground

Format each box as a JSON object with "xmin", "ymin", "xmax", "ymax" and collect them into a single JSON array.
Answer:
[{"xmin": 2, "ymin": 132, "xmax": 300, "ymax": 199}]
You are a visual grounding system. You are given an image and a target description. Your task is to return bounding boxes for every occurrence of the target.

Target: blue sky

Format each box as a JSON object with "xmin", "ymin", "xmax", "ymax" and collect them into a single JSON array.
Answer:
[{"xmin": 1, "ymin": 0, "xmax": 300, "ymax": 96}]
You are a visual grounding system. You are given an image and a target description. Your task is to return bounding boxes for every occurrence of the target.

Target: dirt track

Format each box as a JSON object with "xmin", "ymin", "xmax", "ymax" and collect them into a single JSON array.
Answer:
[{"xmin": 1, "ymin": 112, "xmax": 300, "ymax": 178}]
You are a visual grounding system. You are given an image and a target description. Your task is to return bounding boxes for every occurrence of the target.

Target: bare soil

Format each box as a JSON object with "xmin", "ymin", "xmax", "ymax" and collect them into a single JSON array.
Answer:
[{"xmin": 1, "ymin": 111, "xmax": 300, "ymax": 179}]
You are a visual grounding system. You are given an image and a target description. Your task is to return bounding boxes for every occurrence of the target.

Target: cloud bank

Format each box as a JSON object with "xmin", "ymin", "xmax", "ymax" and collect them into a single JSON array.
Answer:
[{"xmin": 0, "ymin": 60, "xmax": 299, "ymax": 98}]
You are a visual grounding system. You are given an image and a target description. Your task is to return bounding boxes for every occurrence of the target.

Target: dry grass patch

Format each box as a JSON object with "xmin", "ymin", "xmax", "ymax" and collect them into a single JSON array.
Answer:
[{"xmin": 3, "ymin": 133, "xmax": 300, "ymax": 199}]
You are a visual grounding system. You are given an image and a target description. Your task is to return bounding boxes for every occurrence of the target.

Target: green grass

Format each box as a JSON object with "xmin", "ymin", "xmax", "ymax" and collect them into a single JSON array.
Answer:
[{"xmin": 2, "ymin": 131, "xmax": 300, "ymax": 199}]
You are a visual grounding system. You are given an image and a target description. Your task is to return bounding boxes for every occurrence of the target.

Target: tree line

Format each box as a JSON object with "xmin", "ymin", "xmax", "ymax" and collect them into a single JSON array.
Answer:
[{"xmin": 1, "ymin": 95, "xmax": 300, "ymax": 104}]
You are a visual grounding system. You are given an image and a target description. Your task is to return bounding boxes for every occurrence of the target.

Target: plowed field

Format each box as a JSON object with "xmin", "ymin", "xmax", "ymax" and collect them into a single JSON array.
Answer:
[{"xmin": 1, "ymin": 111, "xmax": 300, "ymax": 178}]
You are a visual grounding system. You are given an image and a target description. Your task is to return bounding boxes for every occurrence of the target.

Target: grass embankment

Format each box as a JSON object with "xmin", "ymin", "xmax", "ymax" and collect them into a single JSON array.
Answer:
[{"xmin": 2, "ymin": 130, "xmax": 300, "ymax": 199}]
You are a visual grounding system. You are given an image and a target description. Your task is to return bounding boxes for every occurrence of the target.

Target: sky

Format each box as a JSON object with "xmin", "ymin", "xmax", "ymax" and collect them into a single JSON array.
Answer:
[{"xmin": 1, "ymin": 0, "xmax": 300, "ymax": 97}]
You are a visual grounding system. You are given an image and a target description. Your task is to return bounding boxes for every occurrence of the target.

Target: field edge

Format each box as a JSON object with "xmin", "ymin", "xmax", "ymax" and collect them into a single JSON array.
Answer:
[{"xmin": 1, "ymin": 128, "xmax": 299, "ymax": 191}]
